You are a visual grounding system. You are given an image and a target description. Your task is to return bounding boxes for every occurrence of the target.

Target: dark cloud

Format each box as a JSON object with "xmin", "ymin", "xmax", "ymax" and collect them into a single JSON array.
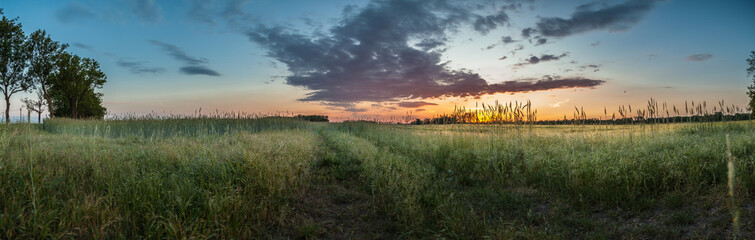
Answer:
[
  {"xmin": 56, "ymin": 2, "xmax": 96, "ymax": 23},
  {"xmin": 149, "ymin": 40, "xmax": 207, "ymax": 65},
  {"xmin": 117, "ymin": 59, "xmax": 166, "ymax": 74},
  {"xmin": 501, "ymin": 36, "xmax": 516, "ymax": 44},
  {"xmin": 324, "ymin": 102, "xmax": 368, "ymax": 112},
  {"xmin": 685, "ymin": 54, "xmax": 713, "ymax": 62},
  {"xmin": 473, "ymin": 10, "xmax": 509, "ymax": 34},
  {"xmin": 180, "ymin": 66, "xmax": 221, "ymax": 76},
  {"xmin": 499, "ymin": 56, "xmax": 508, "ymax": 60},
  {"xmin": 415, "ymin": 108, "xmax": 426, "ymax": 112},
  {"xmin": 580, "ymin": 64, "xmax": 601, "ymax": 69},
  {"xmin": 72, "ymin": 42, "xmax": 93, "ymax": 51},
  {"xmin": 484, "ymin": 43, "xmax": 498, "ymax": 50},
  {"xmin": 521, "ymin": 27, "xmax": 536, "ymax": 38},
  {"xmin": 149, "ymin": 40, "xmax": 220, "ymax": 76},
  {"xmin": 187, "ymin": 0, "xmax": 254, "ymax": 27},
  {"xmin": 397, "ymin": 101, "xmax": 438, "ymax": 108},
  {"xmin": 535, "ymin": 0, "xmax": 659, "ymax": 37},
  {"xmin": 517, "ymin": 53, "xmax": 569, "ymax": 66},
  {"xmin": 129, "ymin": 0, "xmax": 162, "ymax": 23},
  {"xmin": 509, "ymin": 44, "xmax": 524, "ymax": 55},
  {"xmin": 534, "ymin": 37, "xmax": 548, "ymax": 45},
  {"xmin": 488, "ymin": 76, "xmax": 604, "ymax": 93},
  {"xmin": 415, "ymin": 39, "xmax": 446, "ymax": 51},
  {"xmin": 248, "ymin": 0, "xmax": 601, "ymax": 103},
  {"xmin": 579, "ymin": 64, "xmax": 601, "ymax": 72},
  {"xmin": 483, "ymin": 36, "xmax": 516, "ymax": 50},
  {"xmin": 590, "ymin": 41, "xmax": 601, "ymax": 47}
]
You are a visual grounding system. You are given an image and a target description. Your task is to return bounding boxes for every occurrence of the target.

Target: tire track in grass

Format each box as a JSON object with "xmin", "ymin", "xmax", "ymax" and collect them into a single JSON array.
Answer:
[{"xmin": 286, "ymin": 129, "xmax": 399, "ymax": 239}]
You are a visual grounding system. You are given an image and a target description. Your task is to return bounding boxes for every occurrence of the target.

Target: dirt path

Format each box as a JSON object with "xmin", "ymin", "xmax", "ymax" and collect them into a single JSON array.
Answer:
[{"xmin": 286, "ymin": 141, "xmax": 398, "ymax": 239}]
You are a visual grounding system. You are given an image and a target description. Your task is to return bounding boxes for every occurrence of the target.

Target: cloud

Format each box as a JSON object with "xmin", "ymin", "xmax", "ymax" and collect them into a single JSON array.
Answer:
[
  {"xmin": 180, "ymin": 66, "xmax": 221, "ymax": 76},
  {"xmin": 590, "ymin": 41, "xmax": 601, "ymax": 47},
  {"xmin": 578, "ymin": 64, "xmax": 601, "ymax": 72},
  {"xmin": 56, "ymin": 2, "xmax": 96, "ymax": 23},
  {"xmin": 129, "ymin": 0, "xmax": 162, "ymax": 23},
  {"xmin": 483, "ymin": 36, "xmax": 516, "ymax": 50},
  {"xmin": 248, "ymin": 0, "xmax": 601, "ymax": 103},
  {"xmin": 521, "ymin": 27, "xmax": 536, "ymax": 38},
  {"xmin": 149, "ymin": 40, "xmax": 221, "ymax": 76},
  {"xmin": 501, "ymin": 36, "xmax": 516, "ymax": 44},
  {"xmin": 415, "ymin": 108, "xmax": 426, "ymax": 112},
  {"xmin": 149, "ymin": 40, "xmax": 207, "ymax": 65},
  {"xmin": 534, "ymin": 37, "xmax": 548, "ymax": 45},
  {"xmin": 72, "ymin": 42, "xmax": 93, "ymax": 51},
  {"xmin": 517, "ymin": 53, "xmax": 569, "ymax": 66},
  {"xmin": 535, "ymin": 0, "xmax": 659, "ymax": 37},
  {"xmin": 685, "ymin": 54, "xmax": 713, "ymax": 62},
  {"xmin": 187, "ymin": 0, "xmax": 255, "ymax": 27},
  {"xmin": 473, "ymin": 10, "xmax": 509, "ymax": 34},
  {"xmin": 550, "ymin": 98, "xmax": 571, "ymax": 107},
  {"xmin": 397, "ymin": 101, "xmax": 438, "ymax": 108},
  {"xmin": 509, "ymin": 44, "xmax": 524, "ymax": 55},
  {"xmin": 116, "ymin": 59, "xmax": 166, "ymax": 74},
  {"xmin": 323, "ymin": 102, "xmax": 369, "ymax": 112}
]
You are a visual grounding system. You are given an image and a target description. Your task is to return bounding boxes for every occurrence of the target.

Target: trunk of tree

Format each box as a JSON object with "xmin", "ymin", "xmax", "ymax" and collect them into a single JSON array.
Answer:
[
  {"xmin": 45, "ymin": 94, "xmax": 54, "ymax": 118},
  {"xmin": 71, "ymin": 100, "xmax": 78, "ymax": 119},
  {"xmin": 37, "ymin": 111, "xmax": 41, "ymax": 123},
  {"xmin": 4, "ymin": 97, "xmax": 9, "ymax": 124}
]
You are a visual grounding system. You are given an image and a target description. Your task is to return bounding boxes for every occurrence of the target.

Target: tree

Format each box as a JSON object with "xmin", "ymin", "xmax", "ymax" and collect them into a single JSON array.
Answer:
[
  {"xmin": 747, "ymin": 51, "xmax": 755, "ymax": 116},
  {"xmin": 50, "ymin": 53, "xmax": 107, "ymax": 119},
  {"xmin": 21, "ymin": 91, "xmax": 45, "ymax": 123},
  {"xmin": 52, "ymin": 88, "xmax": 105, "ymax": 119},
  {"xmin": 28, "ymin": 29, "xmax": 67, "ymax": 118},
  {"xmin": 0, "ymin": 10, "xmax": 31, "ymax": 124}
]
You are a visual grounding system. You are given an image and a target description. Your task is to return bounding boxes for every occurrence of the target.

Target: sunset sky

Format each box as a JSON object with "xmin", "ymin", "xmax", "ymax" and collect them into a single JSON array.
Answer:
[{"xmin": 3, "ymin": 0, "xmax": 754, "ymax": 121}]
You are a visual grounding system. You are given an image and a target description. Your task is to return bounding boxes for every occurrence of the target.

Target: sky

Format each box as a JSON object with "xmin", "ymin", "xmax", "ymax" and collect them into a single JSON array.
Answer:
[{"xmin": 2, "ymin": 0, "xmax": 754, "ymax": 121}]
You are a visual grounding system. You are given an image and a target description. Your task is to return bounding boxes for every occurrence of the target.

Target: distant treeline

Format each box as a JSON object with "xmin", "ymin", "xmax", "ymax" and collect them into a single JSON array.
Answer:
[
  {"xmin": 295, "ymin": 114, "xmax": 329, "ymax": 122},
  {"xmin": 410, "ymin": 112, "xmax": 753, "ymax": 125}
]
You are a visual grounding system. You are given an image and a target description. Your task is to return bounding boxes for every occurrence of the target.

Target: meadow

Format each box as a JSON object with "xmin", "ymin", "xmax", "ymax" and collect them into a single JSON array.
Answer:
[{"xmin": 0, "ymin": 117, "xmax": 753, "ymax": 239}]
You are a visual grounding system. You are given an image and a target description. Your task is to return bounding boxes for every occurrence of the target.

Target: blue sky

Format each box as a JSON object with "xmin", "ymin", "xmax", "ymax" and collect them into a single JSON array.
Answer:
[{"xmin": 3, "ymin": 0, "xmax": 754, "ymax": 121}]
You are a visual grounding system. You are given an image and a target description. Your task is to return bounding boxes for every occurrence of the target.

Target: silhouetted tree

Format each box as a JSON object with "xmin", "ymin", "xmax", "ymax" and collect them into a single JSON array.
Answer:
[
  {"xmin": 0, "ymin": 9, "xmax": 32, "ymax": 124},
  {"xmin": 21, "ymin": 91, "xmax": 45, "ymax": 123},
  {"xmin": 52, "ymin": 88, "xmax": 105, "ymax": 119},
  {"xmin": 50, "ymin": 53, "xmax": 107, "ymax": 119},
  {"xmin": 747, "ymin": 51, "xmax": 755, "ymax": 116},
  {"xmin": 28, "ymin": 29, "xmax": 67, "ymax": 118}
]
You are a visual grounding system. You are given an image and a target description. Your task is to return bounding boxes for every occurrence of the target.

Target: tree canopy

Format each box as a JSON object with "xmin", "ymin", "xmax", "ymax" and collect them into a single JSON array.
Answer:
[
  {"xmin": 50, "ymin": 53, "xmax": 107, "ymax": 119},
  {"xmin": 0, "ymin": 11, "xmax": 31, "ymax": 123},
  {"xmin": 28, "ymin": 29, "xmax": 67, "ymax": 117}
]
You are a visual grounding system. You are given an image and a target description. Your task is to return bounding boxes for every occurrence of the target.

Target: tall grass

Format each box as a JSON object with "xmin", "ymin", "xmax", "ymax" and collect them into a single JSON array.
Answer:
[
  {"xmin": 0, "ymin": 125, "xmax": 321, "ymax": 238},
  {"xmin": 42, "ymin": 116, "xmax": 314, "ymax": 138},
  {"xmin": 333, "ymin": 120, "xmax": 755, "ymax": 237},
  {"xmin": 1, "ymin": 114, "xmax": 753, "ymax": 238}
]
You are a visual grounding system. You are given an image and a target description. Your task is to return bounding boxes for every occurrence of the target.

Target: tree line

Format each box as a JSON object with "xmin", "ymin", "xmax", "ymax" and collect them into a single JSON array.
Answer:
[{"xmin": 1, "ymin": 8, "xmax": 106, "ymax": 124}]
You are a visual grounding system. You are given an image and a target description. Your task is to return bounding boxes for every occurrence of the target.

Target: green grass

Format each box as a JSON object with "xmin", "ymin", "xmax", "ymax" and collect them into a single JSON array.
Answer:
[{"xmin": 1, "ymin": 119, "xmax": 753, "ymax": 238}]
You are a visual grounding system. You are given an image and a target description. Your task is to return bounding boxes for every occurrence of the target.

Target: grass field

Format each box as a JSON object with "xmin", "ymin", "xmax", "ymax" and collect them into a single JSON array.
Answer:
[{"xmin": 1, "ymin": 118, "xmax": 753, "ymax": 239}]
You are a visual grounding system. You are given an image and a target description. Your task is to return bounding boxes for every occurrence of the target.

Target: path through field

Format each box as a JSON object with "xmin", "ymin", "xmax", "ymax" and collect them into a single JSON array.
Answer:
[{"xmin": 287, "ymin": 132, "xmax": 397, "ymax": 239}]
